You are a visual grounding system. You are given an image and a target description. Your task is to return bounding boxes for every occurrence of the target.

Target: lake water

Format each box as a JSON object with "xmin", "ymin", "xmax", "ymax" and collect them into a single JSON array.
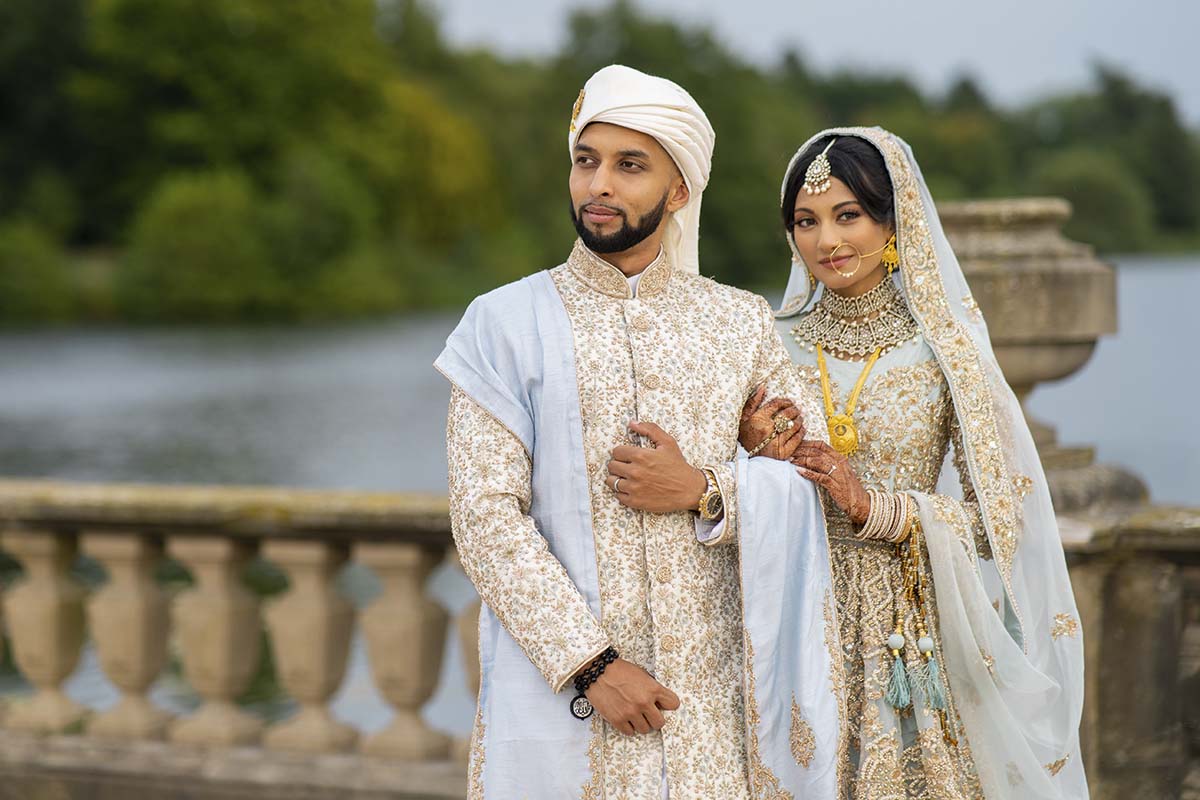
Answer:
[
  {"xmin": 1, "ymin": 256, "xmax": 1195, "ymax": 502},
  {"xmin": 0, "ymin": 254, "xmax": 1196, "ymax": 737}
]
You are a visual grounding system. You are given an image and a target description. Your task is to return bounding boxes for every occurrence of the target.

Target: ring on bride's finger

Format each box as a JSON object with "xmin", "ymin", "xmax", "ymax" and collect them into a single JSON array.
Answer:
[{"xmin": 613, "ymin": 477, "xmax": 623, "ymax": 494}]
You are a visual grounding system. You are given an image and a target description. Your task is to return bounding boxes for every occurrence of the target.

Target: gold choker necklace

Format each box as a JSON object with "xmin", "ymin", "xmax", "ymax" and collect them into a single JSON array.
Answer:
[{"xmin": 791, "ymin": 278, "xmax": 920, "ymax": 361}]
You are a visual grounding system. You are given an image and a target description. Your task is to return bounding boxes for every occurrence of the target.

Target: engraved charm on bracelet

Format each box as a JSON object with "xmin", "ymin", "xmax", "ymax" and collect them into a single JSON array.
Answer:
[{"xmin": 570, "ymin": 693, "xmax": 594, "ymax": 720}]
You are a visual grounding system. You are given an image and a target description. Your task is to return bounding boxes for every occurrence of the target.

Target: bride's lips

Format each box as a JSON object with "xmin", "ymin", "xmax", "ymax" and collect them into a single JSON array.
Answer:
[{"xmin": 820, "ymin": 253, "xmax": 854, "ymax": 270}]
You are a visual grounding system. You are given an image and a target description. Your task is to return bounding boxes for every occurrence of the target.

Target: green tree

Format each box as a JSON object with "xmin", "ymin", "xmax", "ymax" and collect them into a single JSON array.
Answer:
[
  {"xmin": 119, "ymin": 170, "xmax": 284, "ymax": 320},
  {"xmin": 0, "ymin": 221, "xmax": 74, "ymax": 322},
  {"xmin": 71, "ymin": 0, "xmax": 391, "ymax": 237},
  {"xmin": 0, "ymin": 0, "xmax": 86, "ymax": 226},
  {"xmin": 1033, "ymin": 147, "xmax": 1155, "ymax": 253}
]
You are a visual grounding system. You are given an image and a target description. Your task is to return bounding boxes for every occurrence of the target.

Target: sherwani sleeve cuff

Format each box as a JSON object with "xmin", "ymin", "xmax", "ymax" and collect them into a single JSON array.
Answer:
[
  {"xmin": 695, "ymin": 461, "xmax": 738, "ymax": 546},
  {"xmin": 552, "ymin": 640, "xmax": 613, "ymax": 695}
]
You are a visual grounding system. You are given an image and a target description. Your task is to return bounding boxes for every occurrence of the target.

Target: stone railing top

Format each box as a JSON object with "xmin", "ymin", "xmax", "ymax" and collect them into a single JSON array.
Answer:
[
  {"xmin": 938, "ymin": 197, "xmax": 1072, "ymax": 228},
  {"xmin": 1061, "ymin": 506, "xmax": 1200, "ymax": 559},
  {"xmin": 0, "ymin": 479, "xmax": 452, "ymax": 545}
]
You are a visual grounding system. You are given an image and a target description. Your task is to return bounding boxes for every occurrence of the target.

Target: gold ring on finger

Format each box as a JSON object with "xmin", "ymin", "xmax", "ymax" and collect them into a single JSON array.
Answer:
[{"xmin": 773, "ymin": 415, "xmax": 790, "ymax": 434}]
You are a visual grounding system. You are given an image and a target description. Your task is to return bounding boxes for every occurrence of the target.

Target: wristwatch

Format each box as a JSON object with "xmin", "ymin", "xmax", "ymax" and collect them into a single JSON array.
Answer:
[{"xmin": 697, "ymin": 468, "xmax": 724, "ymax": 522}]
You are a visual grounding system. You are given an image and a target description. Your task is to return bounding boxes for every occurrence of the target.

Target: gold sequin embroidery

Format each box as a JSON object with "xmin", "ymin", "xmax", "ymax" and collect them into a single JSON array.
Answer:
[
  {"xmin": 743, "ymin": 631, "xmax": 793, "ymax": 799},
  {"xmin": 790, "ymin": 697, "xmax": 816, "ymax": 768},
  {"xmin": 962, "ymin": 293, "xmax": 981, "ymax": 321},
  {"xmin": 1046, "ymin": 755, "xmax": 1069, "ymax": 776},
  {"xmin": 1051, "ymin": 613, "xmax": 1079, "ymax": 640},
  {"xmin": 467, "ymin": 705, "xmax": 486, "ymax": 799}
]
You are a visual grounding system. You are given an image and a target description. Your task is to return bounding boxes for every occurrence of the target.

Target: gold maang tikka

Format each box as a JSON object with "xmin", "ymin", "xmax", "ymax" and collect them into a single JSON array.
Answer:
[{"xmin": 803, "ymin": 138, "xmax": 837, "ymax": 195}]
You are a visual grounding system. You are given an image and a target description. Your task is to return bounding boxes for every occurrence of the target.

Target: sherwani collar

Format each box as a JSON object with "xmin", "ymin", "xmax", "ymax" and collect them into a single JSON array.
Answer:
[{"xmin": 566, "ymin": 239, "xmax": 672, "ymax": 299}]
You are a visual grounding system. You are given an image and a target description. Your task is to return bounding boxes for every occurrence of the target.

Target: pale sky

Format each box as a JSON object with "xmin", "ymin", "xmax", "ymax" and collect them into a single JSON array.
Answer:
[{"xmin": 428, "ymin": 0, "xmax": 1200, "ymax": 126}]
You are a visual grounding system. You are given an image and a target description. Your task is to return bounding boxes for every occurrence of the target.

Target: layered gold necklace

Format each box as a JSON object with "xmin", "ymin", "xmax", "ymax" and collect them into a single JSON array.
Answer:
[
  {"xmin": 790, "ymin": 277, "xmax": 919, "ymax": 362},
  {"xmin": 798, "ymin": 277, "xmax": 920, "ymax": 454},
  {"xmin": 818, "ymin": 344, "xmax": 881, "ymax": 455}
]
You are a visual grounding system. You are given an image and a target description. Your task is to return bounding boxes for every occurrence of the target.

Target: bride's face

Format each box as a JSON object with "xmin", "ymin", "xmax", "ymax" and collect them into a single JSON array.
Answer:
[{"xmin": 790, "ymin": 177, "xmax": 895, "ymax": 297}]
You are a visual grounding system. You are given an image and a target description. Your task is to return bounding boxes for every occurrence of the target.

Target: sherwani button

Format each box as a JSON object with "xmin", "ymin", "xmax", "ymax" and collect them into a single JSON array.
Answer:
[{"xmin": 655, "ymin": 565, "xmax": 673, "ymax": 583}]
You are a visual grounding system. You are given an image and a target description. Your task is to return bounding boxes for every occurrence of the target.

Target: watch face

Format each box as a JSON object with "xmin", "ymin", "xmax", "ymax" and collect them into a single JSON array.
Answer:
[
  {"xmin": 703, "ymin": 493, "xmax": 723, "ymax": 519},
  {"xmin": 571, "ymin": 695, "xmax": 594, "ymax": 720}
]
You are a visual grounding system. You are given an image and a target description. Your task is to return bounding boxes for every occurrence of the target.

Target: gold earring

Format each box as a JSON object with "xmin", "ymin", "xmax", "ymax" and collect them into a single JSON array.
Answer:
[
  {"xmin": 808, "ymin": 268, "xmax": 816, "ymax": 292},
  {"xmin": 880, "ymin": 234, "xmax": 899, "ymax": 276}
]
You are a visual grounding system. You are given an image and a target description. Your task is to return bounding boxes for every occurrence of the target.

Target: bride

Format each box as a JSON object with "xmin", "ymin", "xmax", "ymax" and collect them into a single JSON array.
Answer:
[{"xmin": 739, "ymin": 127, "xmax": 1088, "ymax": 799}]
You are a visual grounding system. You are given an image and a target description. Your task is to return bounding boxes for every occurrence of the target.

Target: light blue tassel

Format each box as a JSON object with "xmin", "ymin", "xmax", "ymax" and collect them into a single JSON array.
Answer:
[
  {"xmin": 908, "ymin": 657, "xmax": 949, "ymax": 711},
  {"xmin": 924, "ymin": 656, "xmax": 948, "ymax": 711},
  {"xmin": 885, "ymin": 653, "xmax": 911, "ymax": 710}
]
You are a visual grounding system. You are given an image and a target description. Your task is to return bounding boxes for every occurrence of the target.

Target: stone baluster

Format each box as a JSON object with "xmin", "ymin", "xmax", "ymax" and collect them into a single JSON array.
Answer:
[
  {"xmin": 0, "ymin": 529, "xmax": 88, "ymax": 733},
  {"xmin": 356, "ymin": 542, "xmax": 449, "ymax": 759},
  {"xmin": 262, "ymin": 540, "xmax": 357, "ymax": 752},
  {"xmin": 167, "ymin": 537, "xmax": 263, "ymax": 745},
  {"xmin": 81, "ymin": 532, "xmax": 172, "ymax": 739}
]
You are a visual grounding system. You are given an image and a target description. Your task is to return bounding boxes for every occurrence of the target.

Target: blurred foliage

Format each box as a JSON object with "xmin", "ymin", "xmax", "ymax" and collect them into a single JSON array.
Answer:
[
  {"xmin": 1033, "ymin": 147, "xmax": 1155, "ymax": 252},
  {"xmin": 0, "ymin": 0, "xmax": 1196, "ymax": 322},
  {"xmin": 0, "ymin": 220, "xmax": 74, "ymax": 322}
]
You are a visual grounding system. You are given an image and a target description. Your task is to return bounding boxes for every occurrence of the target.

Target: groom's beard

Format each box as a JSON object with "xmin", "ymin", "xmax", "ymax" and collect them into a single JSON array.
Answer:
[{"xmin": 570, "ymin": 193, "xmax": 669, "ymax": 254}]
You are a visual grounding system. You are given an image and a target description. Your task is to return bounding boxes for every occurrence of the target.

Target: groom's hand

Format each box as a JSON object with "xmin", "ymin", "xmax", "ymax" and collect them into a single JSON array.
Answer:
[
  {"xmin": 606, "ymin": 421, "xmax": 707, "ymax": 513},
  {"xmin": 583, "ymin": 658, "xmax": 681, "ymax": 736}
]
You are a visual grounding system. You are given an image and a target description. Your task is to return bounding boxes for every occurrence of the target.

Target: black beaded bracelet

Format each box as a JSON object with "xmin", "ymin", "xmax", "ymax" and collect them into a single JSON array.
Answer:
[{"xmin": 569, "ymin": 647, "xmax": 619, "ymax": 720}]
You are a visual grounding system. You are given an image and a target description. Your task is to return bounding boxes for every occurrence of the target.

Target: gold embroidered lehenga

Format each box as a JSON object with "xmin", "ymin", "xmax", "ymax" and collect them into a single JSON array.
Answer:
[
  {"xmin": 768, "ymin": 128, "xmax": 1088, "ymax": 800},
  {"xmin": 782, "ymin": 277, "xmax": 985, "ymax": 798}
]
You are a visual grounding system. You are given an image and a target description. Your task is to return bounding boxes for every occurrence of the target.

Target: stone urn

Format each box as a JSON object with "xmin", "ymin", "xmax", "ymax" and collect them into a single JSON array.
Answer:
[{"xmin": 937, "ymin": 197, "xmax": 1144, "ymax": 509}]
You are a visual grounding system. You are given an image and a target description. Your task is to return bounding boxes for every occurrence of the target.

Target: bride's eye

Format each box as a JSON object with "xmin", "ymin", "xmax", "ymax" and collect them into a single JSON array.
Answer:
[
  {"xmin": 838, "ymin": 210, "xmax": 861, "ymax": 222},
  {"xmin": 794, "ymin": 218, "xmax": 815, "ymax": 229}
]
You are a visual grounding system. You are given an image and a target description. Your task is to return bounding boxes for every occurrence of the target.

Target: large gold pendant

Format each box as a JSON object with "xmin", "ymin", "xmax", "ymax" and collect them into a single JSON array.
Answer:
[{"xmin": 827, "ymin": 413, "xmax": 859, "ymax": 456}]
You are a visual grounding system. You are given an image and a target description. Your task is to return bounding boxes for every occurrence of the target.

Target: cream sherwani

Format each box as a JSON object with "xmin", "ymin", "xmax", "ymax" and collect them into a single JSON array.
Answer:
[{"xmin": 442, "ymin": 241, "xmax": 832, "ymax": 798}]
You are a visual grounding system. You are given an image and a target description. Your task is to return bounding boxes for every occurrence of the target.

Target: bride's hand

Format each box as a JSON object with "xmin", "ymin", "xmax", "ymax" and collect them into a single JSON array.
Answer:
[
  {"xmin": 791, "ymin": 440, "xmax": 871, "ymax": 524},
  {"xmin": 738, "ymin": 385, "xmax": 805, "ymax": 461}
]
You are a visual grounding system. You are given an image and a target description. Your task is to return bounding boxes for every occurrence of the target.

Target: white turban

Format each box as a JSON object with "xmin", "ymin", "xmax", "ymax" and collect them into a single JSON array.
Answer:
[{"xmin": 567, "ymin": 64, "xmax": 716, "ymax": 275}]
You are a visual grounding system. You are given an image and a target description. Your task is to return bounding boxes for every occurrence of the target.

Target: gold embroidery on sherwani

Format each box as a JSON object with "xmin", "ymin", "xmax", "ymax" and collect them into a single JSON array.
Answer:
[
  {"xmin": 467, "ymin": 704, "xmax": 485, "ymax": 800},
  {"xmin": 530, "ymin": 240, "xmax": 819, "ymax": 798},
  {"xmin": 447, "ymin": 388, "xmax": 610, "ymax": 691},
  {"xmin": 580, "ymin": 715, "xmax": 605, "ymax": 799}
]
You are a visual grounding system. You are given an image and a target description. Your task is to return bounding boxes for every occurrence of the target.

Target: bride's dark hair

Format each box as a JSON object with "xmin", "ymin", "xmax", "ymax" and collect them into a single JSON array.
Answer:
[{"xmin": 781, "ymin": 135, "xmax": 895, "ymax": 233}]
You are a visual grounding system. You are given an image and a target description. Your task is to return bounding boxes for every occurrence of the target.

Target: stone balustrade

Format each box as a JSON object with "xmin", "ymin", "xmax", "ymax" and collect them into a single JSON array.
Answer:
[
  {"xmin": 1, "ymin": 479, "xmax": 1197, "ymax": 799},
  {"xmin": 0, "ymin": 479, "xmax": 470, "ymax": 800}
]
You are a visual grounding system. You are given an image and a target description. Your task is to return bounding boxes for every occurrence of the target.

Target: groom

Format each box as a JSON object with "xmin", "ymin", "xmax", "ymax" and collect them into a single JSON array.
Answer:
[{"xmin": 438, "ymin": 65, "xmax": 837, "ymax": 799}]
